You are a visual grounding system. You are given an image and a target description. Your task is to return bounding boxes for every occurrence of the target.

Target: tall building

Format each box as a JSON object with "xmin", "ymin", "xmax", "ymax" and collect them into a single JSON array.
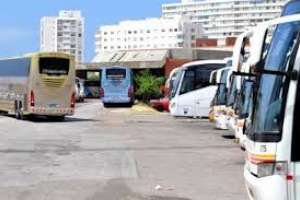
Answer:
[
  {"xmin": 40, "ymin": 10, "xmax": 84, "ymax": 62},
  {"xmin": 162, "ymin": 0, "xmax": 286, "ymax": 39},
  {"xmin": 95, "ymin": 16, "xmax": 204, "ymax": 53}
]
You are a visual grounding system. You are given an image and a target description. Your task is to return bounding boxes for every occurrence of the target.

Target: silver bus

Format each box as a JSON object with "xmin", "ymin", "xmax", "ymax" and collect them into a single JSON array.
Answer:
[{"xmin": 0, "ymin": 52, "xmax": 76, "ymax": 120}]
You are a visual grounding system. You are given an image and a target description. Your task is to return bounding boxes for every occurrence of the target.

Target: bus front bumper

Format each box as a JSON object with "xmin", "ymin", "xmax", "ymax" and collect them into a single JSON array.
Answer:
[
  {"xmin": 244, "ymin": 166, "xmax": 287, "ymax": 200},
  {"xmin": 215, "ymin": 114, "xmax": 229, "ymax": 130}
]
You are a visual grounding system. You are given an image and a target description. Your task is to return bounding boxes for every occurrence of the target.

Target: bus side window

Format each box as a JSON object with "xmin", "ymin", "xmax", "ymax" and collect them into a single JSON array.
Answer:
[
  {"xmin": 195, "ymin": 69, "xmax": 210, "ymax": 89},
  {"xmin": 180, "ymin": 70, "xmax": 195, "ymax": 95}
]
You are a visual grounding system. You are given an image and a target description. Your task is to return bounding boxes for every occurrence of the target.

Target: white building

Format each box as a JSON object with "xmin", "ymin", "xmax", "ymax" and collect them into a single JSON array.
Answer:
[
  {"xmin": 95, "ymin": 16, "xmax": 204, "ymax": 53},
  {"xmin": 162, "ymin": 0, "xmax": 286, "ymax": 39},
  {"xmin": 40, "ymin": 10, "xmax": 84, "ymax": 62}
]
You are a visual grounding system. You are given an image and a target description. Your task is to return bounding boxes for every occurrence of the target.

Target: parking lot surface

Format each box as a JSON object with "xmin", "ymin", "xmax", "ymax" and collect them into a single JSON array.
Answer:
[{"xmin": 0, "ymin": 100, "xmax": 247, "ymax": 200}]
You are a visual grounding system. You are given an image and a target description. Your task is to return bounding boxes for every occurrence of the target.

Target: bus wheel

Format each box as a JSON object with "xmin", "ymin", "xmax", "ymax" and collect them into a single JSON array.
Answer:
[
  {"xmin": 15, "ymin": 101, "xmax": 23, "ymax": 120},
  {"xmin": 103, "ymin": 103, "xmax": 109, "ymax": 108}
]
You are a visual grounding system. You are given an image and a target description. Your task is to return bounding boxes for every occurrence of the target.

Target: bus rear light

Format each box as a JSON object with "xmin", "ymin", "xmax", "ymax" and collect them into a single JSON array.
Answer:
[
  {"xmin": 248, "ymin": 153, "xmax": 288, "ymax": 178},
  {"xmin": 255, "ymin": 162, "xmax": 288, "ymax": 178},
  {"xmin": 99, "ymin": 87, "xmax": 104, "ymax": 98},
  {"xmin": 30, "ymin": 90, "xmax": 35, "ymax": 107},
  {"xmin": 71, "ymin": 92, "xmax": 76, "ymax": 108},
  {"xmin": 128, "ymin": 86, "xmax": 134, "ymax": 98}
]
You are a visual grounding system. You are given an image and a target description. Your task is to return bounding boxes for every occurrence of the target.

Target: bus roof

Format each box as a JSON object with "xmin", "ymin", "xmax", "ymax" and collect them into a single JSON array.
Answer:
[
  {"xmin": 181, "ymin": 59, "xmax": 226, "ymax": 69},
  {"xmin": 0, "ymin": 52, "xmax": 74, "ymax": 62},
  {"xmin": 101, "ymin": 66, "xmax": 131, "ymax": 70}
]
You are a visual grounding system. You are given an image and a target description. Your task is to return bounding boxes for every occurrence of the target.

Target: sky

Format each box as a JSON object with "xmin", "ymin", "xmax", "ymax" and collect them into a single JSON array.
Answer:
[{"xmin": 0, "ymin": 0, "xmax": 178, "ymax": 62}]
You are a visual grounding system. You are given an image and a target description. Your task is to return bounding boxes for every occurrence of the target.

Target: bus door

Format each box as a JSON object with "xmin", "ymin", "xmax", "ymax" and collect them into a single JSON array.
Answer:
[{"xmin": 195, "ymin": 68, "xmax": 217, "ymax": 117}]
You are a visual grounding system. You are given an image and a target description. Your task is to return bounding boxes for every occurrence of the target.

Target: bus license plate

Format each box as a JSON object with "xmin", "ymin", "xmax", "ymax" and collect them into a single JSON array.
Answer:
[{"xmin": 48, "ymin": 104, "xmax": 58, "ymax": 108}]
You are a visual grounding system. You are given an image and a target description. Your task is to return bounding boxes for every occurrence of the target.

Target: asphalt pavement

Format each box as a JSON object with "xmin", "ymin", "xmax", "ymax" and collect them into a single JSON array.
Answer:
[{"xmin": 0, "ymin": 100, "xmax": 247, "ymax": 200}]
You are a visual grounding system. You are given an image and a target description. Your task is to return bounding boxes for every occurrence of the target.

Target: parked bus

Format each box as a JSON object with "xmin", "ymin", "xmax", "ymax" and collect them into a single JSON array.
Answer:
[
  {"xmin": 224, "ymin": 30, "xmax": 253, "ymax": 131},
  {"xmin": 169, "ymin": 60, "xmax": 226, "ymax": 117},
  {"xmin": 100, "ymin": 66, "xmax": 134, "ymax": 107},
  {"xmin": 209, "ymin": 66, "xmax": 231, "ymax": 125},
  {"xmin": 243, "ymin": 9, "xmax": 300, "ymax": 200},
  {"xmin": 214, "ymin": 68, "xmax": 232, "ymax": 129},
  {"xmin": 0, "ymin": 52, "xmax": 76, "ymax": 120}
]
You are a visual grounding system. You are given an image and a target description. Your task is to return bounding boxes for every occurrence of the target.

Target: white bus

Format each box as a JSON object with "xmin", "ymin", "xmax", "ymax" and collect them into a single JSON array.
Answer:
[
  {"xmin": 0, "ymin": 52, "xmax": 76, "ymax": 120},
  {"xmin": 169, "ymin": 60, "xmax": 226, "ymax": 118},
  {"xmin": 243, "ymin": 11, "xmax": 300, "ymax": 200},
  {"xmin": 210, "ymin": 66, "xmax": 231, "ymax": 128},
  {"xmin": 214, "ymin": 68, "xmax": 232, "ymax": 130},
  {"xmin": 223, "ymin": 29, "xmax": 254, "ymax": 134}
]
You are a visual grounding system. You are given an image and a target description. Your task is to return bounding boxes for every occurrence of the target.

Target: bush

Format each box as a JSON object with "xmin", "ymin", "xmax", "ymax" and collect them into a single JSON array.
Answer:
[{"xmin": 135, "ymin": 70, "xmax": 165, "ymax": 102}]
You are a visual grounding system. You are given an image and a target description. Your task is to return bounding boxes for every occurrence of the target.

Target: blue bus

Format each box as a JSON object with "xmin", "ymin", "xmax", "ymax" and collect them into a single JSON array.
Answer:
[{"xmin": 100, "ymin": 67, "xmax": 134, "ymax": 107}]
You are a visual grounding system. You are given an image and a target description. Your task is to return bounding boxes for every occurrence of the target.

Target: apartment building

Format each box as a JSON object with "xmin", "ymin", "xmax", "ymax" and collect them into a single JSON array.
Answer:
[
  {"xmin": 40, "ymin": 10, "xmax": 84, "ymax": 62},
  {"xmin": 162, "ymin": 0, "xmax": 286, "ymax": 39},
  {"xmin": 95, "ymin": 16, "xmax": 204, "ymax": 53}
]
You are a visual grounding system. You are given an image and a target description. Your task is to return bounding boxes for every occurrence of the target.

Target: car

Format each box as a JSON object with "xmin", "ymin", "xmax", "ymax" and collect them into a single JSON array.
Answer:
[{"xmin": 150, "ymin": 97, "xmax": 170, "ymax": 112}]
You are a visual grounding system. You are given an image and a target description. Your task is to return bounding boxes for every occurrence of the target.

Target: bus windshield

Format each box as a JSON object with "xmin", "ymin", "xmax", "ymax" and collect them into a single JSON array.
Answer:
[
  {"xmin": 250, "ymin": 20, "xmax": 300, "ymax": 140},
  {"xmin": 227, "ymin": 75, "xmax": 237, "ymax": 107},
  {"xmin": 106, "ymin": 68, "xmax": 126, "ymax": 80},
  {"xmin": 216, "ymin": 69, "xmax": 230, "ymax": 105},
  {"xmin": 39, "ymin": 58, "xmax": 69, "ymax": 76},
  {"xmin": 240, "ymin": 80, "xmax": 254, "ymax": 119},
  {"xmin": 179, "ymin": 64, "xmax": 225, "ymax": 95},
  {"xmin": 216, "ymin": 84, "xmax": 227, "ymax": 105},
  {"xmin": 170, "ymin": 70, "xmax": 183, "ymax": 99}
]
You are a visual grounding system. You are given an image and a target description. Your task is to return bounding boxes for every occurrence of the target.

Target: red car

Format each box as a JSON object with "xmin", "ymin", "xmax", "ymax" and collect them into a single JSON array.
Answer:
[{"xmin": 150, "ymin": 97, "xmax": 170, "ymax": 112}]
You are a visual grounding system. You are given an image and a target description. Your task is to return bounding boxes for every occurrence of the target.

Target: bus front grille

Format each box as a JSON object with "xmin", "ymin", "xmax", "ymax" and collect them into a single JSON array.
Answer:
[{"xmin": 42, "ymin": 78, "xmax": 65, "ymax": 87}]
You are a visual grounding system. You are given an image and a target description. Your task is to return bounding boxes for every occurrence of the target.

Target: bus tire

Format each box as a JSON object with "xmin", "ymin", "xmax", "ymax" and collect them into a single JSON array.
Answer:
[
  {"xmin": 103, "ymin": 103, "xmax": 109, "ymax": 108},
  {"xmin": 127, "ymin": 102, "xmax": 134, "ymax": 108},
  {"xmin": 15, "ymin": 101, "xmax": 23, "ymax": 120}
]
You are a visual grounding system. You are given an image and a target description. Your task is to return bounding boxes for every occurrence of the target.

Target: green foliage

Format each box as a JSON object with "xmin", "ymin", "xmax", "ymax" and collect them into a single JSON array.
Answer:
[{"xmin": 135, "ymin": 70, "xmax": 165, "ymax": 102}]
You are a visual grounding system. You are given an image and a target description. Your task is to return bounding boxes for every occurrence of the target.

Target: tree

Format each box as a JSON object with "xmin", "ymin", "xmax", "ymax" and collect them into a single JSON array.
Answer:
[{"xmin": 135, "ymin": 70, "xmax": 165, "ymax": 102}]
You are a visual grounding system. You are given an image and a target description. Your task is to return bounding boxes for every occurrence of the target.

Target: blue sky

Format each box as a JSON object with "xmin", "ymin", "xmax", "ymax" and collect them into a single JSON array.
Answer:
[{"xmin": 0, "ymin": 0, "xmax": 178, "ymax": 61}]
